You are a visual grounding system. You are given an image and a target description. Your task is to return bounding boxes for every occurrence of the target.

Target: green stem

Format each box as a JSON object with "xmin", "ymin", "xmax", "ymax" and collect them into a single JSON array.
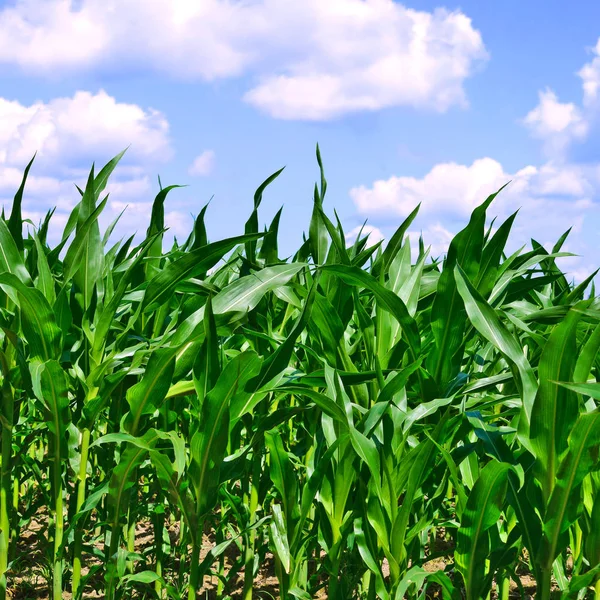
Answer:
[
  {"xmin": 187, "ymin": 541, "xmax": 201, "ymax": 600},
  {"xmin": 217, "ymin": 505, "xmax": 225, "ymax": 596},
  {"xmin": 327, "ymin": 536, "xmax": 343, "ymax": 600},
  {"xmin": 106, "ymin": 509, "xmax": 125, "ymax": 600},
  {"xmin": 52, "ymin": 442, "xmax": 64, "ymax": 600},
  {"xmin": 242, "ymin": 456, "xmax": 261, "ymax": 600},
  {"xmin": 177, "ymin": 519, "xmax": 187, "ymax": 587},
  {"xmin": 327, "ymin": 559, "xmax": 341, "ymax": 600},
  {"xmin": 538, "ymin": 567, "xmax": 552, "ymax": 600},
  {"xmin": 499, "ymin": 571, "xmax": 510, "ymax": 600},
  {"xmin": 0, "ymin": 413, "xmax": 11, "ymax": 600},
  {"xmin": 595, "ymin": 578, "xmax": 600, "ymax": 600},
  {"xmin": 126, "ymin": 507, "xmax": 136, "ymax": 573},
  {"xmin": 274, "ymin": 554, "xmax": 289, "ymax": 600},
  {"xmin": 10, "ymin": 472, "xmax": 17, "ymax": 565},
  {"xmin": 153, "ymin": 500, "xmax": 164, "ymax": 598},
  {"xmin": 72, "ymin": 427, "xmax": 91, "ymax": 598},
  {"xmin": 0, "ymin": 353, "xmax": 13, "ymax": 600}
]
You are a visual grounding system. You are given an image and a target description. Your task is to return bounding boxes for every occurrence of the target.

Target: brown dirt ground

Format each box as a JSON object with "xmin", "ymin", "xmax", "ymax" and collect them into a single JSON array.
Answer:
[{"xmin": 7, "ymin": 520, "xmax": 568, "ymax": 599}]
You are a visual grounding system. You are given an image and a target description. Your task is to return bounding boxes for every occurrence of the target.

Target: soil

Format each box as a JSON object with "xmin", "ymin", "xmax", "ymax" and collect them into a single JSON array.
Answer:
[{"xmin": 7, "ymin": 518, "xmax": 564, "ymax": 599}]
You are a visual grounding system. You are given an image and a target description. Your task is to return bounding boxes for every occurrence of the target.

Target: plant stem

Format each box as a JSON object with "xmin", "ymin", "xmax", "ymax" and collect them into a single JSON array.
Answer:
[
  {"xmin": 187, "ymin": 541, "xmax": 201, "ymax": 600},
  {"xmin": 0, "ymin": 353, "xmax": 14, "ymax": 600},
  {"xmin": 499, "ymin": 572, "xmax": 510, "ymax": 600},
  {"xmin": 0, "ymin": 412, "xmax": 11, "ymax": 600},
  {"xmin": 154, "ymin": 496, "xmax": 165, "ymax": 598},
  {"xmin": 126, "ymin": 508, "xmax": 136, "ymax": 573},
  {"xmin": 538, "ymin": 567, "xmax": 552, "ymax": 600},
  {"xmin": 242, "ymin": 455, "xmax": 261, "ymax": 600},
  {"xmin": 72, "ymin": 427, "xmax": 91, "ymax": 597},
  {"xmin": 52, "ymin": 441, "xmax": 64, "ymax": 600},
  {"xmin": 178, "ymin": 519, "xmax": 187, "ymax": 587}
]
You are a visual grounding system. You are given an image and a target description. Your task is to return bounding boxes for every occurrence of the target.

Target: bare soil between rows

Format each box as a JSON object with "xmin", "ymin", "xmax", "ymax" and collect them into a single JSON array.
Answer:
[{"xmin": 9, "ymin": 518, "xmax": 542, "ymax": 599}]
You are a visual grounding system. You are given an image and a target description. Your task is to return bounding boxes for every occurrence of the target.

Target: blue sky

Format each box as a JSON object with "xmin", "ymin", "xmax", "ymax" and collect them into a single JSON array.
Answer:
[{"xmin": 0, "ymin": 0, "xmax": 599, "ymax": 280}]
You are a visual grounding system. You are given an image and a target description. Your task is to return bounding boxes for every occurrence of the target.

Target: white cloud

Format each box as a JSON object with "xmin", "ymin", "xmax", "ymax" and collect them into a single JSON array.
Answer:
[
  {"xmin": 0, "ymin": 89, "xmax": 174, "ymax": 243},
  {"xmin": 521, "ymin": 37, "xmax": 600, "ymax": 158},
  {"xmin": 350, "ymin": 157, "xmax": 509, "ymax": 219},
  {"xmin": 0, "ymin": 0, "xmax": 488, "ymax": 120},
  {"xmin": 350, "ymin": 156, "xmax": 597, "ymax": 275},
  {"xmin": 188, "ymin": 150, "xmax": 215, "ymax": 177},
  {"xmin": 243, "ymin": 5, "xmax": 487, "ymax": 120},
  {"xmin": 406, "ymin": 224, "xmax": 454, "ymax": 259},
  {"xmin": 345, "ymin": 224, "xmax": 384, "ymax": 247},
  {"xmin": 0, "ymin": 90, "xmax": 171, "ymax": 169},
  {"xmin": 523, "ymin": 89, "xmax": 588, "ymax": 155},
  {"xmin": 351, "ymin": 157, "xmax": 594, "ymax": 221},
  {"xmin": 579, "ymin": 39, "xmax": 600, "ymax": 106},
  {"xmin": 101, "ymin": 200, "xmax": 192, "ymax": 246}
]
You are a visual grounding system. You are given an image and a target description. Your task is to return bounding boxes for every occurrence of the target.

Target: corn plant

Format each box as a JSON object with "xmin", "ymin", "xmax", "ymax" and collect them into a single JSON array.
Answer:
[{"xmin": 0, "ymin": 145, "xmax": 597, "ymax": 600}]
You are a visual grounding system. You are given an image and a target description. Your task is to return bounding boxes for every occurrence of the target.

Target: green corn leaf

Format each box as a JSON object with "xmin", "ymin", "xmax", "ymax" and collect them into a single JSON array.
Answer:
[
  {"xmin": 124, "ymin": 348, "xmax": 177, "ymax": 436},
  {"xmin": 8, "ymin": 152, "xmax": 36, "ymax": 252},
  {"xmin": 320, "ymin": 264, "xmax": 421, "ymax": 361},
  {"xmin": 585, "ymin": 493, "xmax": 600, "ymax": 568},
  {"xmin": 245, "ymin": 167, "xmax": 285, "ymax": 263},
  {"xmin": 530, "ymin": 301, "xmax": 590, "ymax": 502},
  {"xmin": 145, "ymin": 184, "xmax": 186, "ymax": 277},
  {"xmin": 259, "ymin": 206, "xmax": 283, "ymax": 264},
  {"xmin": 270, "ymin": 504, "xmax": 291, "ymax": 574},
  {"xmin": 475, "ymin": 210, "xmax": 518, "ymax": 298},
  {"xmin": 171, "ymin": 263, "xmax": 306, "ymax": 373},
  {"xmin": 455, "ymin": 461, "xmax": 512, "ymax": 600},
  {"xmin": 30, "ymin": 359, "xmax": 71, "ymax": 455},
  {"xmin": 149, "ymin": 450, "xmax": 199, "ymax": 543},
  {"xmin": 573, "ymin": 322, "xmax": 600, "ymax": 385},
  {"xmin": 32, "ymin": 232, "xmax": 55, "ymax": 304},
  {"xmin": 372, "ymin": 204, "xmax": 420, "ymax": 279},
  {"xmin": 427, "ymin": 185, "xmax": 507, "ymax": 390},
  {"xmin": 105, "ymin": 429, "xmax": 161, "ymax": 549},
  {"xmin": 0, "ymin": 272, "xmax": 61, "ymax": 361},
  {"xmin": 224, "ymin": 351, "xmax": 264, "ymax": 423},
  {"xmin": 0, "ymin": 218, "xmax": 33, "ymax": 287},
  {"xmin": 73, "ymin": 166, "xmax": 105, "ymax": 308},
  {"xmin": 190, "ymin": 202, "xmax": 210, "ymax": 251},
  {"xmin": 190, "ymin": 353, "xmax": 252, "ymax": 518},
  {"xmin": 93, "ymin": 148, "xmax": 128, "ymax": 202},
  {"xmin": 193, "ymin": 294, "xmax": 220, "ymax": 401},
  {"xmin": 142, "ymin": 233, "xmax": 263, "ymax": 312},
  {"xmin": 354, "ymin": 517, "xmax": 390, "ymax": 600},
  {"xmin": 247, "ymin": 273, "xmax": 319, "ymax": 392},
  {"xmin": 91, "ymin": 233, "xmax": 160, "ymax": 363},
  {"xmin": 538, "ymin": 410, "xmax": 600, "ymax": 569},
  {"xmin": 265, "ymin": 430, "xmax": 300, "ymax": 530},
  {"xmin": 454, "ymin": 265, "xmax": 537, "ymax": 448},
  {"xmin": 63, "ymin": 193, "xmax": 109, "ymax": 286}
]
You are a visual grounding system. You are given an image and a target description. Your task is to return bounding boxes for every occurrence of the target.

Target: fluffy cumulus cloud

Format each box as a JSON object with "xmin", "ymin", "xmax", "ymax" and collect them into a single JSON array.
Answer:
[
  {"xmin": 523, "ymin": 89, "xmax": 588, "ymax": 156},
  {"xmin": 188, "ymin": 150, "xmax": 216, "ymax": 177},
  {"xmin": 522, "ymin": 38, "xmax": 600, "ymax": 158},
  {"xmin": 0, "ymin": 90, "xmax": 171, "ymax": 170},
  {"xmin": 351, "ymin": 157, "xmax": 510, "ymax": 219},
  {"xmin": 348, "ymin": 37, "xmax": 600, "ymax": 283},
  {"xmin": 345, "ymin": 224, "xmax": 384, "ymax": 248},
  {"xmin": 406, "ymin": 224, "xmax": 454, "ymax": 259},
  {"xmin": 0, "ymin": 0, "xmax": 488, "ymax": 120},
  {"xmin": 350, "ymin": 156, "xmax": 597, "ymax": 281},
  {"xmin": 0, "ymin": 89, "xmax": 185, "ymax": 243},
  {"xmin": 579, "ymin": 39, "xmax": 600, "ymax": 106}
]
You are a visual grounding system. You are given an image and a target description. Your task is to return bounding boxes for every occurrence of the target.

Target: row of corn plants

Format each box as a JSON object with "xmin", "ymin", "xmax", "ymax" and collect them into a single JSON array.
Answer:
[{"xmin": 0, "ymin": 146, "xmax": 598, "ymax": 599}]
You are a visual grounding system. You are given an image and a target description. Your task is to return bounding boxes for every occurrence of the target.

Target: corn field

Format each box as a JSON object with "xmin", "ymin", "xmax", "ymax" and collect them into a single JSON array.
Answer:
[{"xmin": 0, "ymin": 146, "xmax": 599, "ymax": 600}]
